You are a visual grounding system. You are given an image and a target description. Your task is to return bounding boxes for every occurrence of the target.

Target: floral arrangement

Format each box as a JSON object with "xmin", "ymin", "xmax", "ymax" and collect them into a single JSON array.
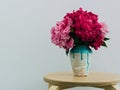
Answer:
[{"xmin": 51, "ymin": 8, "xmax": 109, "ymax": 54}]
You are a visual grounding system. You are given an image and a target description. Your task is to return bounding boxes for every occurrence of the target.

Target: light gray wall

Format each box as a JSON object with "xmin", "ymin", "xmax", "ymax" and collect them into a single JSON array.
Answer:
[{"xmin": 0, "ymin": 0, "xmax": 120, "ymax": 90}]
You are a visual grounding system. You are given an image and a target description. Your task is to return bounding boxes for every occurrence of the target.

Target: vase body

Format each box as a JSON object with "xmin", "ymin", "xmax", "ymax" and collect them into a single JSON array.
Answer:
[{"xmin": 70, "ymin": 45, "xmax": 92, "ymax": 77}]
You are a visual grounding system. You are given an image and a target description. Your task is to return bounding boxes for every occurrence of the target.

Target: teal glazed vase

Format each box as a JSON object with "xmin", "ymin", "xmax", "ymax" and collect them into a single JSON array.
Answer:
[{"xmin": 70, "ymin": 45, "xmax": 92, "ymax": 77}]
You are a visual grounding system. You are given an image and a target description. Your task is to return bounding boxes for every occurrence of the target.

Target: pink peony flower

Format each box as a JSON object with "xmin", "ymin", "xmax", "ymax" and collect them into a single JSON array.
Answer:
[
  {"xmin": 51, "ymin": 17, "xmax": 74, "ymax": 49},
  {"xmin": 100, "ymin": 22, "xmax": 109, "ymax": 36}
]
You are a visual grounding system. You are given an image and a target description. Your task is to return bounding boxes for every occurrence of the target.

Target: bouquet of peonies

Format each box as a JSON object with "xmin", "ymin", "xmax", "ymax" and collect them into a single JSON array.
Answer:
[{"xmin": 51, "ymin": 8, "xmax": 109, "ymax": 54}]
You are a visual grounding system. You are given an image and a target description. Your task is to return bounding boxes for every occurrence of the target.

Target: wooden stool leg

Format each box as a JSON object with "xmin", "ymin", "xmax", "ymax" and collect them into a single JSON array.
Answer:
[
  {"xmin": 49, "ymin": 85, "xmax": 62, "ymax": 90},
  {"xmin": 104, "ymin": 85, "xmax": 120, "ymax": 90}
]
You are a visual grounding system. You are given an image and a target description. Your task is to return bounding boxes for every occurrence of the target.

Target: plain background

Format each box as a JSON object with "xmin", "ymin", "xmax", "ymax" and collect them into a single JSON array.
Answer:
[{"xmin": 0, "ymin": 0, "xmax": 120, "ymax": 90}]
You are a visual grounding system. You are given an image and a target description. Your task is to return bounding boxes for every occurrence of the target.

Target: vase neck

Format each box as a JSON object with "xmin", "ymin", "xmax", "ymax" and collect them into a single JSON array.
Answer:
[{"xmin": 70, "ymin": 45, "xmax": 92, "ymax": 53}]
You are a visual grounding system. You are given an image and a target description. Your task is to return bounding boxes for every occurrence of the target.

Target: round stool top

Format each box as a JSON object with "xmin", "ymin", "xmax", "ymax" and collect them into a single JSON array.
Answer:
[{"xmin": 44, "ymin": 72, "xmax": 120, "ymax": 87}]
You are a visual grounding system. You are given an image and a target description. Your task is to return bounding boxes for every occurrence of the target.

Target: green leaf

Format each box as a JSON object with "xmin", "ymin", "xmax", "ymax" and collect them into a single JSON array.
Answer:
[
  {"xmin": 104, "ymin": 37, "xmax": 110, "ymax": 41},
  {"xmin": 69, "ymin": 31, "xmax": 79, "ymax": 45},
  {"xmin": 66, "ymin": 49, "xmax": 69, "ymax": 56},
  {"xmin": 102, "ymin": 41, "xmax": 107, "ymax": 47}
]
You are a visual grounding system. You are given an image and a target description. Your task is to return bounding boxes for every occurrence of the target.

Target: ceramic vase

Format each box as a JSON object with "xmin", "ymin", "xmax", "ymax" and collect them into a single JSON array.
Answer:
[{"xmin": 70, "ymin": 45, "xmax": 92, "ymax": 77}]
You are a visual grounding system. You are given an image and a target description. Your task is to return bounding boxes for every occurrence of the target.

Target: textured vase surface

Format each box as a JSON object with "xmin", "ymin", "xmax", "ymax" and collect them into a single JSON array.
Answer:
[{"xmin": 70, "ymin": 45, "xmax": 92, "ymax": 77}]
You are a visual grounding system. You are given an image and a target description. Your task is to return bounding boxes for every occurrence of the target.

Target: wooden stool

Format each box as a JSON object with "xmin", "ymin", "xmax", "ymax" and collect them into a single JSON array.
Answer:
[{"xmin": 44, "ymin": 72, "xmax": 120, "ymax": 90}]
